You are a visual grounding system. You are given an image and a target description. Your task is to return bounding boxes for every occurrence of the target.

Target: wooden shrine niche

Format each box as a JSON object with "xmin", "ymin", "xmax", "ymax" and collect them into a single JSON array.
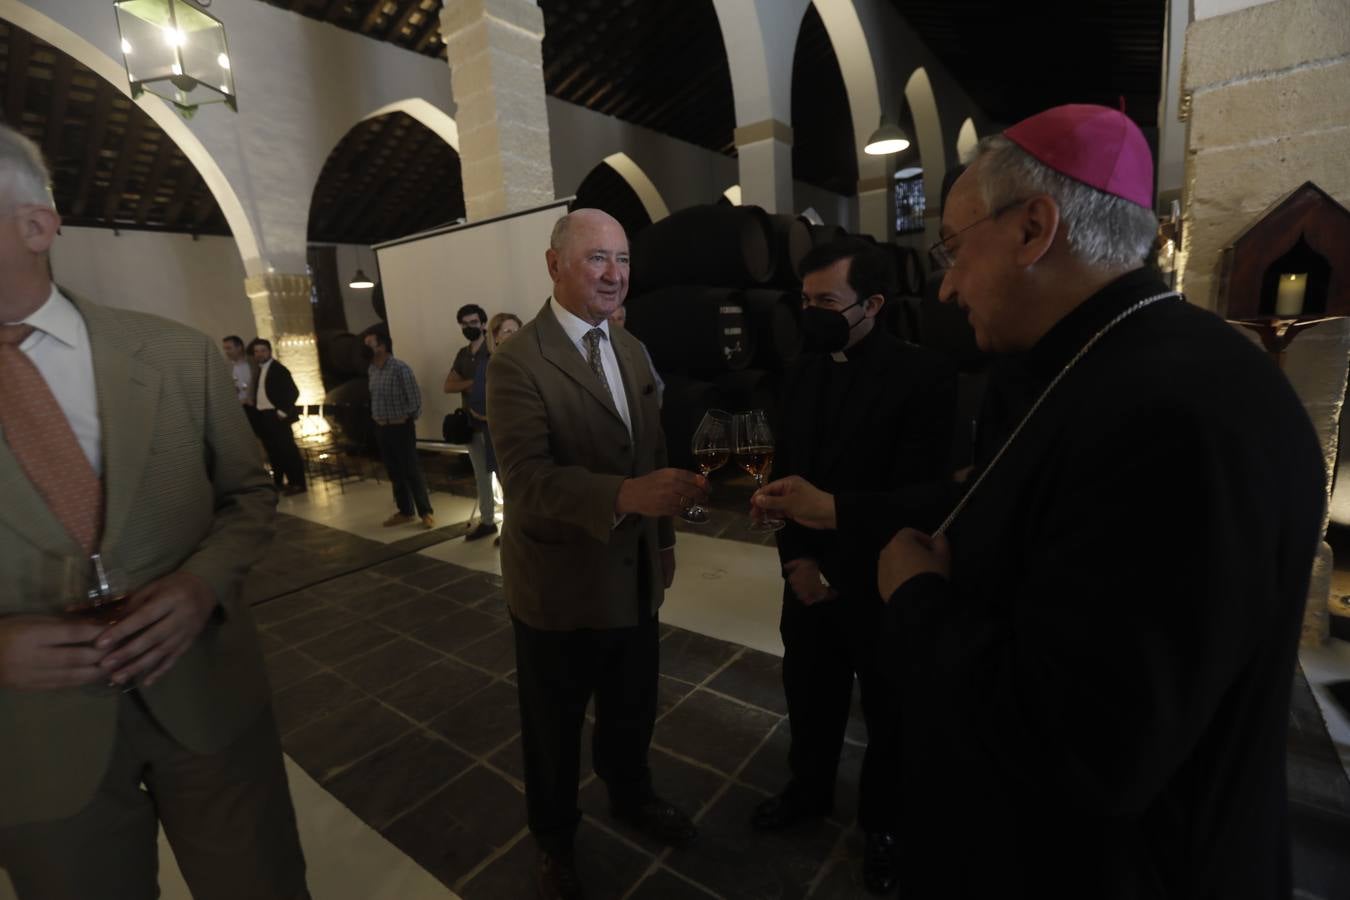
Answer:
[{"xmin": 1219, "ymin": 182, "xmax": 1350, "ymax": 320}]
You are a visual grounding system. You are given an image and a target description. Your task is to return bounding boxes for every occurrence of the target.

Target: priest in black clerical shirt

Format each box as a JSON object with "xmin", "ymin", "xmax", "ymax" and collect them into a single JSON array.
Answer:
[
  {"xmin": 750, "ymin": 238, "xmax": 955, "ymax": 894},
  {"xmin": 755, "ymin": 105, "xmax": 1324, "ymax": 899}
]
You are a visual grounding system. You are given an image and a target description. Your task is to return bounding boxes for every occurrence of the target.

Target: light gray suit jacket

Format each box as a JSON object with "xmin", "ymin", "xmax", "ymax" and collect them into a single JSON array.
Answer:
[
  {"xmin": 487, "ymin": 300, "xmax": 675, "ymax": 630},
  {"xmin": 0, "ymin": 295, "xmax": 276, "ymax": 826}
]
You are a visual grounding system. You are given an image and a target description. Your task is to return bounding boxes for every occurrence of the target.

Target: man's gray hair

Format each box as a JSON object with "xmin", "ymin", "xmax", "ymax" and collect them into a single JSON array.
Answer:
[
  {"xmin": 550, "ymin": 213, "xmax": 572, "ymax": 252},
  {"xmin": 971, "ymin": 134, "xmax": 1157, "ymax": 269},
  {"xmin": 0, "ymin": 124, "xmax": 56, "ymax": 212}
]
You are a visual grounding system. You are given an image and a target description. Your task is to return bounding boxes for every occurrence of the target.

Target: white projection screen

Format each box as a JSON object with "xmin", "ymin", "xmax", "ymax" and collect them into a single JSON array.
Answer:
[{"xmin": 374, "ymin": 199, "xmax": 570, "ymax": 441}]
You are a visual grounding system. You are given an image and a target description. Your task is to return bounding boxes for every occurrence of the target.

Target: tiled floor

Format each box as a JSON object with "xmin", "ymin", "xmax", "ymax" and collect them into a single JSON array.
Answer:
[{"xmin": 255, "ymin": 545, "xmax": 877, "ymax": 899}]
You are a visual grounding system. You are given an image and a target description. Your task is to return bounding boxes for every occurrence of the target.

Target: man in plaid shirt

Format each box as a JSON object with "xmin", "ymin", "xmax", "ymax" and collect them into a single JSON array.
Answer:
[{"xmin": 364, "ymin": 328, "xmax": 434, "ymax": 529}]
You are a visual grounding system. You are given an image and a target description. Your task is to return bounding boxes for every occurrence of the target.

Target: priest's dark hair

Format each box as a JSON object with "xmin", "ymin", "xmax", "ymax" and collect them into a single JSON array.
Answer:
[{"xmin": 797, "ymin": 238, "xmax": 895, "ymax": 304}]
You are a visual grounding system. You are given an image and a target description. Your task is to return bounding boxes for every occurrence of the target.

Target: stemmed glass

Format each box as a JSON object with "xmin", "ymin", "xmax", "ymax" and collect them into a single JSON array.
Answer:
[
  {"xmin": 64, "ymin": 554, "xmax": 131, "ymax": 627},
  {"xmin": 734, "ymin": 410, "xmax": 784, "ymax": 532},
  {"xmin": 681, "ymin": 409, "xmax": 732, "ymax": 524}
]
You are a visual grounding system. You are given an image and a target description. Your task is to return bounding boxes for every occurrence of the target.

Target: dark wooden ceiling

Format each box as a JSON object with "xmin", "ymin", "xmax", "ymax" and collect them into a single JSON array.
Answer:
[
  {"xmin": 570, "ymin": 160, "xmax": 652, "ymax": 240},
  {"xmin": 1, "ymin": 1, "xmax": 1166, "ymax": 247},
  {"xmin": 307, "ymin": 110, "xmax": 464, "ymax": 244},
  {"xmin": 0, "ymin": 20, "xmax": 230, "ymax": 235},
  {"xmin": 890, "ymin": 0, "xmax": 1168, "ymax": 129}
]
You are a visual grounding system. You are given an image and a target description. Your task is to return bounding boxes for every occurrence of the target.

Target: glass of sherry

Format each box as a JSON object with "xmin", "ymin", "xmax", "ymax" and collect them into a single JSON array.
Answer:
[
  {"xmin": 683, "ymin": 409, "xmax": 731, "ymax": 524},
  {"xmin": 734, "ymin": 409, "xmax": 784, "ymax": 532},
  {"xmin": 65, "ymin": 554, "xmax": 131, "ymax": 628}
]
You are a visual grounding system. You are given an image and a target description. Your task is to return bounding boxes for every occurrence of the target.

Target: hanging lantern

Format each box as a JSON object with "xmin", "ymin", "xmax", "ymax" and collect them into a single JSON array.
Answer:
[{"xmin": 114, "ymin": 0, "xmax": 237, "ymax": 117}]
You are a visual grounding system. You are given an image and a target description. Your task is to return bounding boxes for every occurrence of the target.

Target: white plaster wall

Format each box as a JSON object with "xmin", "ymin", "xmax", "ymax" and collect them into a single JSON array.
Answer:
[
  {"xmin": 1194, "ymin": 0, "xmax": 1281, "ymax": 18},
  {"xmin": 16, "ymin": 0, "xmax": 457, "ymax": 275},
  {"xmin": 1156, "ymin": 0, "xmax": 1191, "ymax": 202},
  {"xmin": 51, "ymin": 228, "xmax": 253, "ymax": 343},
  {"xmin": 547, "ymin": 97, "xmax": 738, "ymax": 212}
]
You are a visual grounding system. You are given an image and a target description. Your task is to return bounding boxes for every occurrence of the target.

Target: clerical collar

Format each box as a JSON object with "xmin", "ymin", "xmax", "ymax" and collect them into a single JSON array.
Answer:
[
  {"xmin": 1026, "ymin": 267, "xmax": 1172, "ymax": 380},
  {"xmin": 829, "ymin": 320, "xmax": 884, "ymax": 364}
]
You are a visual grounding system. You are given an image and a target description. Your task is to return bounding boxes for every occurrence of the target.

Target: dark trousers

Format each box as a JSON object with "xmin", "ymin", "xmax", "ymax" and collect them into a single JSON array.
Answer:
[
  {"xmin": 254, "ymin": 409, "xmax": 305, "ymax": 488},
  {"xmin": 780, "ymin": 585, "xmax": 901, "ymax": 833},
  {"xmin": 374, "ymin": 421, "xmax": 432, "ymax": 517},
  {"xmin": 512, "ymin": 614, "xmax": 660, "ymax": 854},
  {"xmin": 0, "ymin": 696, "xmax": 308, "ymax": 900}
]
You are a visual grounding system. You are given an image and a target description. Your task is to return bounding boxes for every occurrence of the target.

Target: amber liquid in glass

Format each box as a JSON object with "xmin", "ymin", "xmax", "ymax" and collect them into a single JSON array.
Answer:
[
  {"xmin": 695, "ymin": 448, "xmax": 730, "ymax": 476},
  {"xmin": 736, "ymin": 446, "xmax": 774, "ymax": 480},
  {"xmin": 67, "ymin": 594, "xmax": 130, "ymax": 628}
]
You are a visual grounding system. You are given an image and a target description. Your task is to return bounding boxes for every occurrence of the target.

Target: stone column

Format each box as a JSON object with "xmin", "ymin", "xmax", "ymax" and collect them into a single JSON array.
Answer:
[
  {"xmin": 735, "ymin": 119, "xmax": 794, "ymax": 214},
  {"xmin": 1177, "ymin": 0, "xmax": 1350, "ymax": 309},
  {"xmin": 244, "ymin": 273, "xmax": 323, "ymax": 412},
  {"xmin": 441, "ymin": 0, "xmax": 555, "ymax": 220}
]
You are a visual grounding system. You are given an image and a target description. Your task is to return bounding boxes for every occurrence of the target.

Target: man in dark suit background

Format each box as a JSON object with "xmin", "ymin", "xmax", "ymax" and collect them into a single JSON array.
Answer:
[
  {"xmin": 487, "ymin": 209, "xmax": 708, "ymax": 900},
  {"xmin": 751, "ymin": 239, "xmax": 955, "ymax": 894},
  {"xmin": 249, "ymin": 338, "xmax": 306, "ymax": 496}
]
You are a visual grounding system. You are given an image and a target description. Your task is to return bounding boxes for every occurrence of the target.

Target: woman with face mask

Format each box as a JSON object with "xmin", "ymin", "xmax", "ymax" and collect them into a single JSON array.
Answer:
[{"xmin": 466, "ymin": 313, "xmax": 522, "ymax": 547}]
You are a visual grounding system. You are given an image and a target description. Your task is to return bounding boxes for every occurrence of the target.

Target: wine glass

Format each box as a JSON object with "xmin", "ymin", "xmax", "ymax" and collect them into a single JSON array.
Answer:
[
  {"xmin": 63, "ymin": 554, "xmax": 131, "ymax": 628},
  {"xmin": 734, "ymin": 409, "xmax": 784, "ymax": 532},
  {"xmin": 682, "ymin": 409, "xmax": 732, "ymax": 524}
]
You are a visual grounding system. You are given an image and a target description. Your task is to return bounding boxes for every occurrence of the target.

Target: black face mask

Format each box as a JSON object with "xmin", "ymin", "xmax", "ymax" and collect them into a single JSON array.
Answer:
[
  {"xmin": 800, "ymin": 302, "xmax": 864, "ymax": 353},
  {"xmin": 462, "ymin": 325, "xmax": 483, "ymax": 342}
]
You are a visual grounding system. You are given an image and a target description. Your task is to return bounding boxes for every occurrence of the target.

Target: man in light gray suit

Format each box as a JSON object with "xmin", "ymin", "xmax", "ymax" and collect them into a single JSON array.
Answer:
[
  {"xmin": 0, "ymin": 125, "xmax": 307, "ymax": 899},
  {"xmin": 488, "ymin": 209, "xmax": 708, "ymax": 900}
]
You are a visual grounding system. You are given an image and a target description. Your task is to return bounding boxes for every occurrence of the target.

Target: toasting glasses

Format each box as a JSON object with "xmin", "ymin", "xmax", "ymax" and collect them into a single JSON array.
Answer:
[{"xmin": 681, "ymin": 409, "xmax": 732, "ymax": 524}]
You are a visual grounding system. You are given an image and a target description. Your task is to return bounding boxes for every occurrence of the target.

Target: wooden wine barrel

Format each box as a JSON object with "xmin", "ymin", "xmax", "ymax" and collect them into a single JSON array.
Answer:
[
  {"xmin": 712, "ymin": 368, "xmax": 778, "ymax": 417},
  {"xmin": 739, "ymin": 289, "xmax": 803, "ymax": 371},
  {"xmin": 806, "ymin": 223, "xmax": 846, "ymax": 250},
  {"xmin": 660, "ymin": 374, "xmax": 722, "ymax": 470},
  {"xmin": 319, "ymin": 331, "xmax": 370, "ymax": 379},
  {"xmin": 890, "ymin": 244, "xmax": 926, "ymax": 296},
  {"xmin": 625, "ymin": 286, "xmax": 753, "ymax": 377},
  {"xmin": 765, "ymin": 214, "xmax": 814, "ymax": 288},
  {"xmin": 630, "ymin": 204, "xmax": 775, "ymax": 294}
]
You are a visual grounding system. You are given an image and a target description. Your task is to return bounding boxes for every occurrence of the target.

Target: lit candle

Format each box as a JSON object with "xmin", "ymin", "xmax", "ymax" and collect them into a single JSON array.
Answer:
[{"xmin": 1275, "ymin": 273, "xmax": 1307, "ymax": 317}]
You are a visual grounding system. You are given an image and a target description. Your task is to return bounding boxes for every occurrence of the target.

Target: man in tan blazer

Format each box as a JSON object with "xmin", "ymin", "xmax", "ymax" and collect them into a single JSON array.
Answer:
[
  {"xmin": 0, "ymin": 126, "xmax": 307, "ymax": 898},
  {"xmin": 488, "ymin": 209, "xmax": 708, "ymax": 900}
]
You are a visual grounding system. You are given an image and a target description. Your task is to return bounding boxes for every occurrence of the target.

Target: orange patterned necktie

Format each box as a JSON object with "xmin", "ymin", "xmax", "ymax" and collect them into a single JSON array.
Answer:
[{"xmin": 0, "ymin": 323, "xmax": 103, "ymax": 553}]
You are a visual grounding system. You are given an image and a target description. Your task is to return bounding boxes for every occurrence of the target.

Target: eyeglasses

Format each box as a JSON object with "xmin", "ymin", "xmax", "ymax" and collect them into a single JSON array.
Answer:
[{"xmin": 928, "ymin": 198, "xmax": 1028, "ymax": 271}]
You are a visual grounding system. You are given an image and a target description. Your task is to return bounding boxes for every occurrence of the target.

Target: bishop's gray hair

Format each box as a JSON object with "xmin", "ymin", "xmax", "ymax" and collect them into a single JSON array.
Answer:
[
  {"xmin": 971, "ymin": 134, "xmax": 1157, "ymax": 269},
  {"xmin": 0, "ymin": 124, "xmax": 57, "ymax": 212}
]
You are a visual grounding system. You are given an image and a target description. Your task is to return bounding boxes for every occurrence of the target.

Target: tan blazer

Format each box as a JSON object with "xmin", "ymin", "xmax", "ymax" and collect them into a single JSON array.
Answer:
[
  {"xmin": 487, "ymin": 300, "xmax": 675, "ymax": 630},
  {"xmin": 0, "ymin": 295, "xmax": 276, "ymax": 826}
]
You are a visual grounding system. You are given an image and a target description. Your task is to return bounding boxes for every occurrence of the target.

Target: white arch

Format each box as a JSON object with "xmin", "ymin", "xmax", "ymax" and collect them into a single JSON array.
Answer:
[
  {"xmin": 956, "ymin": 117, "xmax": 979, "ymax": 163},
  {"xmin": 812, "ymin": 0, "xmax": 883, "ymax": 177},
  {"xmin": 361, "ymin": 98, "xmax": 459, "ymax": 152},
  {"xmin": 904, "ymin": 67, "xmax": 947, "ymax": 234},
  {"xmin": 1, "ymin": 0, "xmax": 264, "ymax": 274},
  {"xmin": 600, "ymin": 152, "xmax": 671, "ymax": 223}
]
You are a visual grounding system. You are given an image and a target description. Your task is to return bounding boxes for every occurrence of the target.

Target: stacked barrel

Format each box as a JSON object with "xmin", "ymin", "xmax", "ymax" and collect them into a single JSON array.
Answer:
[{"xmin": 625, "ymin": 204, "xmax": 823, "ymax": 468}]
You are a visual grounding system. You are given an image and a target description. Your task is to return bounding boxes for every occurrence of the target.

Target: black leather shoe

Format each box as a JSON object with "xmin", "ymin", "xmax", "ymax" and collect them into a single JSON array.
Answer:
[
  {"xmin": 466, "ymin": 522, "xmax": 498, "ymax": 541},
  {"xmin": 862, "ymin": 830, "xmax": 899, "ymax": 895},
  {"xmin": 750, "ymin": 790, "xmax": 831, "ymax": 832},
  {"xmin": 611, "ymin": 796, "xmax": 697, "ymax": 846},
  {"xmin": 538, "ymin": 849, "xmax": 585, "ymax": 900}
]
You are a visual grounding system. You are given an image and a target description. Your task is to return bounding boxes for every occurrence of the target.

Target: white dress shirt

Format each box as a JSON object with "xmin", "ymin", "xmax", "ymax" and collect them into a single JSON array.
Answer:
[
  {"xmin": 549, "ymin": 299, "xmax": 633, "ymax": 438},
  {"xmin": 255, "ymin": 359, "xmax": 275, "ymax": 411},
  {"xmin": 232, "ymin": 359, "xmax": 252, "ymax": 403},
  {"xmin": 8, "ymin": 286, "xmax": 102, "ymax": 475}
]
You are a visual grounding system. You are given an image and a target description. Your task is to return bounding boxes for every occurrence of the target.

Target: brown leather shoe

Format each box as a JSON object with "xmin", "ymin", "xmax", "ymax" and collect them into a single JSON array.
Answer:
[{"xmin": 537, "ymin": 849, "xmax": 585, "ymax": 900}]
